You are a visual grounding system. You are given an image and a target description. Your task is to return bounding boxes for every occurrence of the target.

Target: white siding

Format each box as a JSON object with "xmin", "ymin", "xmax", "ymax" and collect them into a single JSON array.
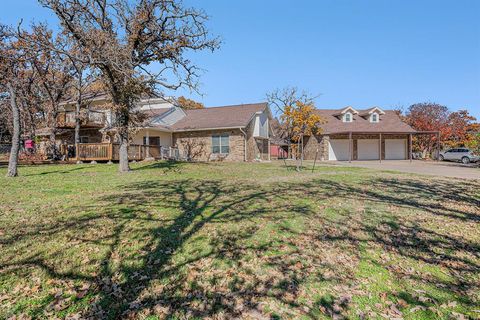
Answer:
[
  {"xmin": 131, "ymin": 129, "xmax": 172, "ymax": 147},
  {"xmin": 253, "ymin": 112, "xmax": 269, "ymax": 138}
]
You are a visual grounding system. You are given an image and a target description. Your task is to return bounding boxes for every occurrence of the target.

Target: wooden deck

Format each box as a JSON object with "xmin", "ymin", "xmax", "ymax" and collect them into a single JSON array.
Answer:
[{"xmin": 62, "ymin": 143, "xmax": 179, "ymax": 162}]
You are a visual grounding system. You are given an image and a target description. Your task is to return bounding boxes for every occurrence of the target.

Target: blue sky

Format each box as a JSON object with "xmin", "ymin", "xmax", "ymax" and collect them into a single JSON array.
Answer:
[{"xmin": 2, "ymin": 0, "xmax": 479, "ymax": 118}]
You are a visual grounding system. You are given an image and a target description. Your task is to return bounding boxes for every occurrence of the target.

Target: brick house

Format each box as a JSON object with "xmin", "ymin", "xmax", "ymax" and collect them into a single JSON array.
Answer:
[
  {"xmin": 139, "ymin": 103, "xmax": 272, "ymax": 161},
  {"xmin": 303, "ymin": 106, "xmax": 416, "ymax": 161}
]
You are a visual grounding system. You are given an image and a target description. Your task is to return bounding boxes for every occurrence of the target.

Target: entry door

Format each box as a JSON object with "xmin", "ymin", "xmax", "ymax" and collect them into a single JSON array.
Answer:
[{"xmin": 357, "ymin": 139, "xmax": 380, "ymax": 160}]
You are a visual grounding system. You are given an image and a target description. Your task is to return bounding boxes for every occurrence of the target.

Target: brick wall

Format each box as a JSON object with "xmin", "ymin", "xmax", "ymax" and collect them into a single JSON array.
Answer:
[{"xmin": 173, "ymin": 129, "xmax": 245, "ymax": 161}]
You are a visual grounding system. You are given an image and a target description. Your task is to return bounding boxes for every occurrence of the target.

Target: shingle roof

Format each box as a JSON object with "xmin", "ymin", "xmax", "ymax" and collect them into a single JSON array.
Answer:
[
  {"xmin": 170, "ymin": 103, "xmax": 268, "ymax": 131},
  {"xmin": 314, "ymin": 109, "xmax": 416, "ymax": 134}
]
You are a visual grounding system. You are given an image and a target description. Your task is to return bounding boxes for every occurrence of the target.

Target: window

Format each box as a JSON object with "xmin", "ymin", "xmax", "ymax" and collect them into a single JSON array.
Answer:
[
  {"xmin": 80, "ymin": 136, "xmax": 89, "ymax": 143},
  {"xmin": 143, "ymin": 136, "xmax": 160, "ymax": 146},
  {"xmin": 344, "ymin": 112, "xmax": 353, "ymax": 122},
  {"xmin": 212, "ymin": 134, "xmax": 229, "ymax": 154},
  {"xmin": 371, "ymin": 113, "xmax": 379, "ymax": 123}
]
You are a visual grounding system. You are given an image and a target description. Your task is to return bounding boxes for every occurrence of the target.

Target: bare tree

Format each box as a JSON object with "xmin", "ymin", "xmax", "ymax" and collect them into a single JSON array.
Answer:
[
  {"xmin": 19, "ymin": 25, "xmax": 73, "ymax": 159},
  {"xmin": 0, "ymin": 26, "xmax": 29, "ymax": 176},
  {"xmin": 63, "ymin": 43, "xmax": 100, "ymax": 150},
  {"xmin": 267, "ymin": 87, "xmax": 322, "ymax": 170},
  {"xmin": 40, "ymin": 0, "xmax": 220, "ymax": 172}
]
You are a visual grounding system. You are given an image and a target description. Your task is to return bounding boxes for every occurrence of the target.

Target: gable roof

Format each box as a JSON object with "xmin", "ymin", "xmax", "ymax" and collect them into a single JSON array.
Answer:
[
  {"xmin": 314, "ymin": 108, "xmax": 416, "ymax": 134},
  {"xmin": 170, "ymin": 103, "xmax": 268, "ymax": 131},
  {"xmin": 359, "ymin": 107, "xmax": 385, "ymax": 116}
]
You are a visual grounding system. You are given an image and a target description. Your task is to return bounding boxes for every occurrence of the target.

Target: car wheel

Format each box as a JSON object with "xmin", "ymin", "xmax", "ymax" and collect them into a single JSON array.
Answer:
[
  {"xmin": 439, "ymin": 155, "xmax": 444, "ymax": 161},
  {"xmin": 461, "ymin": 156, "xmax": 470, "ymax": 164}
]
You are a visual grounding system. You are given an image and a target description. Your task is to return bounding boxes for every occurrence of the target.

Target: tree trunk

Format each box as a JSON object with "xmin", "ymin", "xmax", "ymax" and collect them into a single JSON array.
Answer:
[
  {"xmin": 75, "ymin": 97, "xmax": 81, "ymax": 145},
  {"xmin": 48, "ymin": 105, "xmax": 58, "ymax": 159},
  {"xmin": 300, "ymin": 135, "xmax": 304, "ymax": 167},
  {"xmin": 6, "ymin": 83, "xmax": 20, "ymax": 177},
  {"xmin": 296, "ymin": 138, "xmax": 301, "ymax": 172},
  {"xmin": 118, "ymin": 131, "xmax": 130, "ymax": 172}
]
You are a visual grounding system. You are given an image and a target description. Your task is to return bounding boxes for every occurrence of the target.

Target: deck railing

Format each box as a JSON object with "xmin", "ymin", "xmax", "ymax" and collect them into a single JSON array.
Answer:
[{"xmin": 66, "ymin": 143, "xmax": 178, "ymax": 162}]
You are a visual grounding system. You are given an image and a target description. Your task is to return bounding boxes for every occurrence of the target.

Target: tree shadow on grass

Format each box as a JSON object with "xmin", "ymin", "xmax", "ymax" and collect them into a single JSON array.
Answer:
[{"xmin": 1, "ymin": 171, "xmax": 479, "ymax": 318}]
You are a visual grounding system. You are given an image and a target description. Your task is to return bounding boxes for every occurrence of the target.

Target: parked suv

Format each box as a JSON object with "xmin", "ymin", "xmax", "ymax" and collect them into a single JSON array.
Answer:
[{"xmin": 439, "ymin": 148, "xmax": 479, "ymax": 164}]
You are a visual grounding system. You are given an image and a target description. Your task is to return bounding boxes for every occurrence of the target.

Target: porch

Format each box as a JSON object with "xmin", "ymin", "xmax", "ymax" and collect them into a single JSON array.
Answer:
[{"xmin": 61, "ymin": 143, "xmax": 181, "ymax": 162}]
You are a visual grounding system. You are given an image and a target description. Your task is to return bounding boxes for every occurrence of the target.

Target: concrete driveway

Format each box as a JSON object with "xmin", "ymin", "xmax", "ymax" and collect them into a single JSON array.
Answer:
[{"xmin": 335, "ymin": 160, "xmax": 480, "ymax": 180}]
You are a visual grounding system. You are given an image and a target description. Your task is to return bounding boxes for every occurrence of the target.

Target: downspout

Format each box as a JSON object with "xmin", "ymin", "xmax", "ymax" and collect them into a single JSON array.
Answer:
[{"xmin": 239, "ymin": 127, "xmax": 247, "ymax": 162}]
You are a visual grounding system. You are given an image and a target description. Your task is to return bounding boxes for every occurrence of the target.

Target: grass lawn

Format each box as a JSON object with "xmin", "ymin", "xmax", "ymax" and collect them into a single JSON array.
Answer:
[{"xmin": 0, "ymin": 161, "xmax": 479, "ymax": 319}]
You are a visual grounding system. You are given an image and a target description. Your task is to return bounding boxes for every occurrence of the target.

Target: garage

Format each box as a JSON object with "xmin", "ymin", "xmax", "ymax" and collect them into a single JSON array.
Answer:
[
  {"xmin": 357, "ymin": 139, "xmax": 379, "ymax": 160},
  {"xmin": 385, "ymin": 139, "xmax": 406, "ymax": 160},
  {"xmin": 328, "ymin": 139, "xmax": 350, "ymax": 161}
]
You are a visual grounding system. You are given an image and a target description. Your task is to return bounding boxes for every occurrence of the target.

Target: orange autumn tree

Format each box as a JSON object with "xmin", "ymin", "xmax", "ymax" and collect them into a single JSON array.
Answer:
[
  {"xmin": 445, "ymin": 109, "xmax": 478, "ymax": 148},
  {"xmin": 405, "ymin": 103, "xmax": 479, "ymax": 157},
  {"xmin": 281, "ymin": 101, "xmax": 323, "ymax": 170},
  {"xmin": 405, "ymin": 103, "xmax": 450, "ymax": 158},
  {"xmin": 177, "ymin": 96, "xmax": 205, "ymax": 110}
]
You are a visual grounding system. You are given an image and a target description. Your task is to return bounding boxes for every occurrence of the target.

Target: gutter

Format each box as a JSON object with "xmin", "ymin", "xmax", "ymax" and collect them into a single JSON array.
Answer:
[
  {"xmin": 173, "ymin": 126, "xmax": 245, "ymax": 132},
  {"xmin": 239, "ymin": 127, "xmax": 247, "ymax": 162}
]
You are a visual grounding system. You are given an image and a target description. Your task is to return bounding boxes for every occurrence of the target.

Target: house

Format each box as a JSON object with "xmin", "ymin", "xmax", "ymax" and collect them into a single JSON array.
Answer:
[
  {"xmin": 36, "ymin": 95, "xmax": 273, "ymax": 162},
  {"xmin": 36, "ymin": 93, "xmax": 174, "ymax": 145},
  {"xmin": 303, "ymin": 106, "xmax": 416, "ymax": 161},
  {"xmin": 138, "ymin": 102, "xmax": 272, "ymax": 161}
]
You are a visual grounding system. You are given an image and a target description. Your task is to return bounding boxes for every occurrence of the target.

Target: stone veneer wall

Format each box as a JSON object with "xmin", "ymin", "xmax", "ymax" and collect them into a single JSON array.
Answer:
[
  {"xmin": 172, "ymin": 129, "xmax": 245, "ymax": 161},
  {"xmin": 302, "ymin": 135, "xmax": 329, "ymax": 161}
]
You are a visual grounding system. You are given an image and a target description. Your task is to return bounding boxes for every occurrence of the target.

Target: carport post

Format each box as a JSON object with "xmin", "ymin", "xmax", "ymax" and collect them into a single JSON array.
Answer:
[
  {"xmin": 437, "ymin": 131, "xmax": 440, "ymax": 162},
  {"xmin": 379, "ymin": 133, "xmax": 382, "ymax": 163},
  {"xmin": 349, "ymin": 132, "xmax": 352, "ymax": 163},
  {"xmin": 409, "ymin": 134, "xmax": 413, "ymax": 163}
]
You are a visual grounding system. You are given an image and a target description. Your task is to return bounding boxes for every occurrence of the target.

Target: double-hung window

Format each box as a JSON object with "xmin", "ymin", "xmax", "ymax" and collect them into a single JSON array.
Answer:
[
  {"xmin": 344, "ymin": 112, "xmax": 352, "ymax": 122},
  {"xmin": 212, "ymin": 134, "xmax": 229, "ymax": 154}
]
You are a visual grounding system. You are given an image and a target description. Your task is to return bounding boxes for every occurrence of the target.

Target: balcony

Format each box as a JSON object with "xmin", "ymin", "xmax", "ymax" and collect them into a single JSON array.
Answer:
[{"xmin": 57, "ymin": 111, "xmax": 105, "ymax": 128}]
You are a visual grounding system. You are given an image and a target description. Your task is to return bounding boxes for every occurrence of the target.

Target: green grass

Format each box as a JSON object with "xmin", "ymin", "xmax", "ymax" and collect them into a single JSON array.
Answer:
[{"xmin": 0, "ymin": 161, "xmax": 479, "ymax": 319}]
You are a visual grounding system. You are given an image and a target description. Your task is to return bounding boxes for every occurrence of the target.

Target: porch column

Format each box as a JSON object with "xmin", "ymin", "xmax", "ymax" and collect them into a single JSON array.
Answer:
[
  {"xmin": 379, "ymin": 133, "xmax": 382, "ymax": 163},
  {"xmin": 349, "ymin": 132, "xmax": 352, "ymax": 163},
  {"xmin": 145, "ymin": 129, "xmax": 150, "ymax": 158},
  {"xmin": 409, "ymin": 134, "xmax": 413, "ymax": 163}
]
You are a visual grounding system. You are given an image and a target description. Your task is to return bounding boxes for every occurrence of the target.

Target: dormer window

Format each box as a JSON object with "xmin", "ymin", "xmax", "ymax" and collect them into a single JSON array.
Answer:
[
  {"xmin": 371, "ymin": 113, "xmax": 379, "ymax": 123},
  {"xmin": 344, "ymin": 112, "xmax": 353, "ymax": 122}
]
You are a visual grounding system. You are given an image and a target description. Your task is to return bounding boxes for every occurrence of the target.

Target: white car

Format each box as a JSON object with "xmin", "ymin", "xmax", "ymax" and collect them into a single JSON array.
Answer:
[{"xmin": 439, "ymin": 148, "xmax": 479, "ymax": 164}]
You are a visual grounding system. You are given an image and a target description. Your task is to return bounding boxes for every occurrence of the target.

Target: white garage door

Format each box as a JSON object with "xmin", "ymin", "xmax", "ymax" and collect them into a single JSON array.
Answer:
[
  {"xmin": 328, "ymin": 139, "xmax": 350, "ymax": 161},
  {"xmin": 385, "ymin": 139, "xmax": 406, "ymax": 160},
  {"xmin": 358, "ymin": 139, "xmax": 380, "ymax": 160}
]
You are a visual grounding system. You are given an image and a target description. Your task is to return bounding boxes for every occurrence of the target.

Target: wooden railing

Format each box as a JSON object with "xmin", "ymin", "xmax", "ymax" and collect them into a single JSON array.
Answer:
[
  {"xmin": 67, "ymin": 143, "xmax": 175, "ymax": 162},
  {"xmin": 77, "ymin": 143, "xmax": 112, "ymax": 161}
]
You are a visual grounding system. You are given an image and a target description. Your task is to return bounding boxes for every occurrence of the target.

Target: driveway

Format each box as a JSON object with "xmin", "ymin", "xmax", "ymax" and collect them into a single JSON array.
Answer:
[{"xmin": 334, "ymin": 160, "xmax": 480, "ymax": 180}]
